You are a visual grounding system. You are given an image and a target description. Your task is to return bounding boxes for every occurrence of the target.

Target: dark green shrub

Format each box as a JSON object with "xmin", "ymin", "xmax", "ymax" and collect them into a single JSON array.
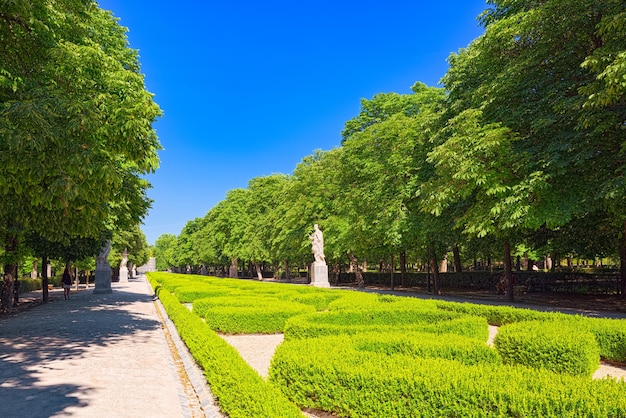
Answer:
[
  {"xmin": 17, "ymin": 278, "xmax": 42, "ymax": 292},
  {"xmin": 494, "ymin": 320, "xmax": 600, "ymax": 377}
]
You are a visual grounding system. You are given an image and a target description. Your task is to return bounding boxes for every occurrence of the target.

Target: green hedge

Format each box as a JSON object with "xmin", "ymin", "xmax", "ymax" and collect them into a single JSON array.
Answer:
[
  {"xmin": 284, "ymin": 308, "xmax": 488, "ymax": 341},
  {"xmin": 434, "ymin": 300, "xmax": 568, "ymax": 325},
  {"xmin": 564, "ymin": 316, "xmax": 626, "ymax": 363},
  {"xmin": 494, "ymin": 320, "xmax": 600, "ymax": 377},
  {"xmin": 147, "ymin": 274, "xmax": 303, "ymax": 418},
  {"xmin": 194, "ymin": 296, "xmax": 316, "ymax": 334},
  {"xmin": 436, "ymin": 299, "xmax": 626, "ymax": 364},
  {"xmin": 174, "ymin": 284, "xmax": 236, "ymax": 303},
  {"xmin": 18, "ymin": 278, "xmax": 42, "ymax": 292},
  {"xmin": 349, "ymin": 331, "xmax": 501, "ymax": 366},
  {"xmin": 270, "ymin": 335, "xmax": 626, "ymax": 417}
]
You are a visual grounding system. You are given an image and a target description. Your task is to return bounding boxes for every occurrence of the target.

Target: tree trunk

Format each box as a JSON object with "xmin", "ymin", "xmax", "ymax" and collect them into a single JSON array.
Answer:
[
  {"xmin": 1, "ymin": 234, "xmax": 19, "ymax": 313},
  {"xmin": 390, "ymin": 254, "xmax": 395, "ymax": 291},
  {"xmin": 428, "ymin": 247, "xmax": 441, "ymax": 295},
  {"xmin": 283, "ymin": 259, "xmax": 290, "ymax": 281},
  {"xmin": 439, "ymin": 254, "xmax": 448, "ymax": 273},
  {"xmin": 348, "ymin": 252, "xmax": 364, "ymax": 289},
  {"xmin": 254, "ymin": 261, "xmax": 263, "ymax": 281},
  {"xmin": 619, "ymin": 222, "xmax": 626, "ymax": 299},
  {"xmin": 400, "ymin": 251, "xmax": 406, "ymax": 287},
  {"xmin": 42, "ymin": 255, "xmax": 49, "ymax": 303},
  {"xmin": 452, "ymin": 245, "xmax": 462, "ymax": 273},
  {"xmin": 504, "ymin": 240, "xmax": 514, "ymax": 302}
]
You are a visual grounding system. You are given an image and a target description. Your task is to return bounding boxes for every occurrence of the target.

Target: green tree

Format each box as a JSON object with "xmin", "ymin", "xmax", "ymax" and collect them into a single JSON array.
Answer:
[
  {"xmin": 429, "ymin": 0, "xmax": 626, "ymax": 299},
  {"xmin": 339, "ymin": 83, "xmax": 449, "ymax": 290},
  {"xmin": 109, "ymin": 224, "xmax": 150, "ymax": 272},
  {"xmin": 153, "ymin": 233, "xmax": 178, "ymax": 271},
  {"xmin": 0, "ymin": 1, "xmax": 161, "ymax": 310}
]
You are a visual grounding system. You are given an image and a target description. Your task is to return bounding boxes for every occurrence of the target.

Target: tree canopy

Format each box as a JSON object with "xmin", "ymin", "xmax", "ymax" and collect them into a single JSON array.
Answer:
[
  {"xmin": 153, "ymin": 0, "xmax": 626, "ymax": 298},
  {"xmin": 0, "ymin": 0, "xmax": 161, "ymax": 310}
]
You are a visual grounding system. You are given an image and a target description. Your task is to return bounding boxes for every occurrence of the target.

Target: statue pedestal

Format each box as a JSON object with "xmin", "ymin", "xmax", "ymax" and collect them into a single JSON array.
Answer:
[
  {"xmin": 93, "ymin": 264, "xmax": 112, "ymax": 294},
  {"xmin": 119, "ymin": 266, "xmax": 128, "ymax": 282},
  {"xmin": 310, "ymin": 262, "xmax": 330, "ymax": 288}
]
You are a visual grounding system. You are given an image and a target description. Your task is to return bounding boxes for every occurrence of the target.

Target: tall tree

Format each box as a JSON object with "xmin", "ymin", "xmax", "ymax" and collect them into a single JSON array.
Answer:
[
  {"xmin": 0, "ymin": 1, "xmax": 161, "ymax": 310},
  {"xmin": 429, "ymin": 0, "xmax": 626, "ymax": 299}
]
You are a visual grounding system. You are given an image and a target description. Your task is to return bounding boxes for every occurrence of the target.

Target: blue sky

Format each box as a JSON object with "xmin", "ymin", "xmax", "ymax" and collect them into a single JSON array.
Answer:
[{"xmin": 96, "ymin": 1, "xmax": 487, "ymax": 245}]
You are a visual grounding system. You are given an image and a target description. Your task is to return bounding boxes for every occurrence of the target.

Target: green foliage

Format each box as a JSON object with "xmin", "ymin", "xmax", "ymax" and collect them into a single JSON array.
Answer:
[
  {"xmin": 198, "ymin": 302, "xmax": 316, "ymax": 334},
  {"xmin": 564, "ymin": 316, "xmax": 626, "ymax": 363},
  {"xmin": 494, "ymin": 321, "xmax": 600, "ymax": 377},
  {"xmin": 17, "ymin": 278, "xmax": 42, "ymax": 292},
  {"xmin": 350, "ymin": 331, "xmax": 501, "ymax": 366},
  {"xmin": 147, "ymin": 274, "xmax": 302, "ymax": 417},
  {"xmin": 283, "ymin": 308, "xmax": 488, "ymax": 341},
  {"xmin": 271, "ymin": 334, "xmax": 626, "ymax": 417},
  {"xmin": 434, "ymin": 300, "xmax": 568, "ymax": 326}
]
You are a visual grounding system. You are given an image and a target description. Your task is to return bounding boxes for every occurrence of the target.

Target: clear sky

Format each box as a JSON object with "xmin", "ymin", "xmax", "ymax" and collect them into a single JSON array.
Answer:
[{"xmin": 96, "ymin": 1, "xmax": 487, "ymax": 245}]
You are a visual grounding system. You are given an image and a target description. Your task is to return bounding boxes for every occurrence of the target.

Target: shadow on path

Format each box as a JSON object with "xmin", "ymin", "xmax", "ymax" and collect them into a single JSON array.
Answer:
[{"xmin": 0, "ymin": 281, "xmax": 162, "ymax": 418}]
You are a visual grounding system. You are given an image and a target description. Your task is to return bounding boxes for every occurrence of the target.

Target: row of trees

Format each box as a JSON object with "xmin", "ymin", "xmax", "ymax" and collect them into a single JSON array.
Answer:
[
  {"xmin": 0, "ymin": 1, "xmax": 161, "ymax": 310},
  {"xmin": 155, "ymin": 0, "xmax": 625, "ymax": 301}
]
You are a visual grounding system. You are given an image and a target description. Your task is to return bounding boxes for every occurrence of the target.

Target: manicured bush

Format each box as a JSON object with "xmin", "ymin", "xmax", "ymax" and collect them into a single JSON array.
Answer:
[
  {"xmin": 284, "ymin": 308, "xmax": 488, "ymax": 341},
  {"xmin": 564, "ymin": 316, "xmax": 626, "ymax": 364},
  {"xmin": 198, "ymin": 300, "xmax": 316, "ymax": 334},
  {"xmin": 175, "ymin": 284, "xmax": 235, "ymax": 303},
  {"xmin": 434, "ymin": 300, "xmax": 568, "ymax": 325},
  {"xmin": 17, "ymin": 278, "xmax": 42, "ymax": 292},
  {"xmin": 350, "ymin": 331, "xmax": 501, "ymax": 366},
  {"xmin": 494, "ymin": 320, "xmax": 600, "ymax": 377},
  {"xmin": 270, "ymin": 336, "xmax": 626, "ymax": 417},
  {"xmin": 286, "ymin": 292, "xmax": 342, "ymax": 311},
  {"xmin": 147, "ymin": 275, "xmax": 303, "ymax": 418}
]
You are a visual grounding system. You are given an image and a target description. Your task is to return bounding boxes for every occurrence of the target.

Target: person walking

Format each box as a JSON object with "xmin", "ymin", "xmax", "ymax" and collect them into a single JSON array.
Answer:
[{"xmin": 62, "ymin": 265, "xmax": 72, "ymax": 300}]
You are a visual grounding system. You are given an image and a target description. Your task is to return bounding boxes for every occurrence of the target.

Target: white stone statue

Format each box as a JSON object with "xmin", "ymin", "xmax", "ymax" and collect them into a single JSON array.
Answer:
[
  {"xmin": 119, "ymin": 249, "xmax": 129, "ymax": 282},
  {"xmin": 96, "ymin": 240, "xmax": 111, "ymax": 268},
  {"xmin": 310, "ymin": 224, "xmax": 325, "ymax": 263},
  {"xmin": 94, "ymin": 240, "xmax": 112, "ymax": 294}
]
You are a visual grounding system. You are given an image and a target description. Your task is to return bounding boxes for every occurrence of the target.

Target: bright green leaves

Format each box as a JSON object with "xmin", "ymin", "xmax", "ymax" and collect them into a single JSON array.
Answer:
[{"xmin": 0, "ymin": 0, "xmax": 162, "ymax": 247}]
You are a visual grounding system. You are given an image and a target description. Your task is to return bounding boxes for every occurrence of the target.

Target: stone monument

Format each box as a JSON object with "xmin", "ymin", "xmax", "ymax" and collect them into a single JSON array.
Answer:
[
  {"xmin": 94, "ymin": 240, "xmax": 112, "ymax": 294},
  {"xmin": 309, "ymin": 224, "xmax": 330, "ymax": 288},
  {"xmin": 119, "ymin": 249, "xmax": 129, "ymax": 282}
]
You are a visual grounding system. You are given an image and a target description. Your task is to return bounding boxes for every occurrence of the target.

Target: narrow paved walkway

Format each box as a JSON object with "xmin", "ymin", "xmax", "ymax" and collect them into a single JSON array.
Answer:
[{"xmin": 0, "ymin": 276, "xmax": 218, "ymax": 418}]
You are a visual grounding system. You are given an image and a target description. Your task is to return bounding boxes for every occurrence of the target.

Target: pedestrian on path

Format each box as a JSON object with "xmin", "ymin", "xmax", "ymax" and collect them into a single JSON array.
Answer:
[{"xmin": 62, "ymin": 265, "xmax": 72, "ymax": 300}]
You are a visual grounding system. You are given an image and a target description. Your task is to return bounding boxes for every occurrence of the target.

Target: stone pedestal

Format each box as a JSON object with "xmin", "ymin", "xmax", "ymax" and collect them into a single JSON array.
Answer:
[
  {"xmin": 229, "ymin": 258, "xmax": 238, "ymax": 278},
  {"xmin": 94, "ymin": 240, "xmax": 112, "ymax": 294},
  {"xmin": 119, "ymin": 250, "xmax": 128, "ymax": 282},
  {"xmin": 310, "ymin": 262, "xmax": 330, "ymax": 288},
  {"xmin": 94, "ymin": 265, "xmax": 112, "ymax": 294},
  {"xmin": 119, "ymin": 266, "xmax": 128, "ymax": 282}
]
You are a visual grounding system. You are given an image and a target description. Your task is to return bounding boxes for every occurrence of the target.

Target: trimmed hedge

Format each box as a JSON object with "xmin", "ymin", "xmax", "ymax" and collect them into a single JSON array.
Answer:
[
  {"xmin": 194, "ymin": 296, "xmax": 316, "ymax": 334},
  {"xmin": 494, "ymin": 320, "xmax": 600, "ymax": 377},
  {"xmin": 436, "ymin": 299, "xmax": 626, "ymax": 364},
  {"xmin": 350, "ymin": 331, "xmax": 501, "ymax": 366},
  {"xmin": 147, "ymin": 274, "xmax": 303, "ymax": 418},
  {"xmin": 564, "ymin": 316, "xmax": 626, "ymax": 364},
  {"xmin": 284, "ymin": 308, "xmax": 489, "ymax": 341},
  {"xmin": 270, "ymin": 335, "xmax": 626, "ymax": 417},
  {"xmin": 434, "ymin": 300, "xmax": 567, "ymax": 325}
]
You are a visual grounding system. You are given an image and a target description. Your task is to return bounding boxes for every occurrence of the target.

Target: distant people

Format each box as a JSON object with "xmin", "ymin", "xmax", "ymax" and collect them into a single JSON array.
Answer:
[{"xmin": 62, "ymin": 266, "xmax": 72, "ymax": 300}]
